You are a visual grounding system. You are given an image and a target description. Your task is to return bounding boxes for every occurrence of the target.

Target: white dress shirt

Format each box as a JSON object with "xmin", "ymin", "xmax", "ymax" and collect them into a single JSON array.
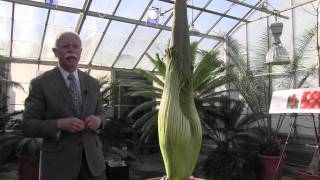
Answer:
[{"xmin": 58, "ymin": 65, "xmax": 81, "ymax": 94}]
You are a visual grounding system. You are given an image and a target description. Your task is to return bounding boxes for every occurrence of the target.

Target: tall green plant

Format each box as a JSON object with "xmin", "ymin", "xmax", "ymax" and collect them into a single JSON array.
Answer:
[
  {"xmin": 128, "ymin": 42, "xmax": 228, "ymax": 144},
  {"xmin": 157, "ymin": 0, "xmax": 202, "ymax": 179},
  {"xmin": 98, "ymin": 75, "xmax": 119, "ymax": 111}
]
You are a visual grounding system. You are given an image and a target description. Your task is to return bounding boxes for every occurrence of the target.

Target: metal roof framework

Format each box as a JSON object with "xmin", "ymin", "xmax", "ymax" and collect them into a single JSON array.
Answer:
[{"xmin": 0, "ymin": 0, "xmax": 269, "ymax": 72}]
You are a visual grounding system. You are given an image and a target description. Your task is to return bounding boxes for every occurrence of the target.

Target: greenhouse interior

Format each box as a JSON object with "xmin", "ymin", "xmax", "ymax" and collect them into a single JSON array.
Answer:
[{"xmin": 1, "ymin": 0, "xmax": 320, "ymax": 180}]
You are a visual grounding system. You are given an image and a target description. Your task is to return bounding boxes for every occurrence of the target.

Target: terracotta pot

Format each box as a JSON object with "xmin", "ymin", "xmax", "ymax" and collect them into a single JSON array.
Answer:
[
  {"xmin": 18, "ymin": 156, "xmax": 39, "ymax": 180},
  {"xmin": 297, "ymin": 170, "xmax": 320, "ymax": 180},
  {"xmin": 258, "ymin": 154, "xmax": 287, "ymax": 180},
  {"xmin": 146, "ymin": 176, "xmax": 205, "ymax": 180}
]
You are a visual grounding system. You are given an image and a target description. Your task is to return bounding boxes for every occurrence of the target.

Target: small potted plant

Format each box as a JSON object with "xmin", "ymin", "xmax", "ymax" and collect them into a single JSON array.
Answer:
[
  {"xmin": 16, "ymin": 138, "xmax": 42, "ymax": 180},
  {"xmin": 255, "ymin": 128, "xmax": 287, "ymax": 180}
]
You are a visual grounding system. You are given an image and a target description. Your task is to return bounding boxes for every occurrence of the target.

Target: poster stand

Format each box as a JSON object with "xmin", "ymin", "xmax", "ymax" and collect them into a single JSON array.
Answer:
[
  {"xmin": 269, "ymin": 88, "xmax": 320, "ymax": 180},
  {"xmin": 272, "ymin": 113, "xmax": 297, "ymax": 180}
]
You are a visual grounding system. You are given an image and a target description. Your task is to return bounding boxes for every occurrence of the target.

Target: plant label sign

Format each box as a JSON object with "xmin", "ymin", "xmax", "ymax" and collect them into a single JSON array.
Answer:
[{"xmin": 269, "ymin": 88, "xmax": 320, "ymax": 114}]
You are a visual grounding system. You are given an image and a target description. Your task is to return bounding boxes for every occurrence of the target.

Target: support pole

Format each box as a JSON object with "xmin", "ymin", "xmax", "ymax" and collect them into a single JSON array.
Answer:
[{"xmin": 272, "ymin": 113, "xmax": 298, "ymax": 180}]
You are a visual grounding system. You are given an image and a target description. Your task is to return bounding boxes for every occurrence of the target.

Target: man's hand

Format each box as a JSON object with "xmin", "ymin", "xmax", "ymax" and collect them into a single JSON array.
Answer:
[
  {"xmin": 57, "ymin": 117, "xmax": 85, "ymax": 133},
  {"xmin": 84, "ymin": 115, "xmax": 102, "ymax": 130}
]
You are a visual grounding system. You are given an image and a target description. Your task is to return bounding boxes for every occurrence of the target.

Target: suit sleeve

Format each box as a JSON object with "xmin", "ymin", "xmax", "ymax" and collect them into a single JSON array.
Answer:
[{"xmin": 22, "ymin": 79, "xmax": 59, "ymax": 139}]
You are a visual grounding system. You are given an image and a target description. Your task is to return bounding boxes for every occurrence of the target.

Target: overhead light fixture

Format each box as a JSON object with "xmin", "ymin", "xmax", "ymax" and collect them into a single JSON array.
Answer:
[
  {"xmin": 265, "ymin": 22, "xmax": 290, "ymax": 65},
  {"xmin": 188, "ymin": 0, "xmax": 200, "ymax": 35},
  {"xmin": 147, "ymin": 7, "xmax": 160, "ymax": 26},
  {"xmin": 189, "ymin": 24, "xmax": 200, "ymax": 35},
  {"xmin": 146, "ymin": 6, "xmax": 173, "ymax": 26},
  {"xmin": 44, "ymin": 0, "xmax": 58, "ymax": 6},
  {"xmin": 259, "ymin": 0, "xmax": 268, "ymax": 10}
]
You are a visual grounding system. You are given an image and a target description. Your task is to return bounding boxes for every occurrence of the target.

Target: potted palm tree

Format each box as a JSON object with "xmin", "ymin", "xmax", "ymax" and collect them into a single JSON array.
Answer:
[
  {"xmin": 0, "ymin": 96, "xmax": 24, "ymax": 165},
  {"xmin": 297, "ymin": 2, "xmax": 320, "ymax": 178},
  {"xmin": 203, "ymin": 97, "xmax": 261, "ymax": 180},
  {"xmin": 0, "ymin": 96, "xmax": 41, "ymax": 180},
  {"xmin": 0, "ymin": 58, "xmax": 26, "ymax": 168},
  {"xmin": 224, "ymin": 23, "xmax": 318, "ymax": 180},
  {"xmin": 0, "ymin": 59, "xmax": 41, "ymax": 179}
]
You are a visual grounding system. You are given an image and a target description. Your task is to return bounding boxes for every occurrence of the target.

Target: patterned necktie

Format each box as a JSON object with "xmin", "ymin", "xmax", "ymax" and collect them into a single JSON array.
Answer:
[{"xmin": 68, "ymin": 73, "xmax": 82, "ymax": 117}]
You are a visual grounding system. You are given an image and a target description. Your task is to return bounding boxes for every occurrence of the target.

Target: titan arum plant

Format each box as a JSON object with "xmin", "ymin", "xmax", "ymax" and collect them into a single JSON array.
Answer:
[{"xmin": 157, "ymin": 0, "xmax": 202, "ymax": 179}]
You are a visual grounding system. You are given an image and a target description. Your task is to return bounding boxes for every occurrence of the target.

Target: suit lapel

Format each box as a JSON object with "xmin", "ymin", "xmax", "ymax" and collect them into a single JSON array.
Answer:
[
  {"xmin": 78, "ymin": 70, "xmax": 89, "ymax": 119},
  {"xmin": 52, "ymin": 67, "xmax": 75, "ymax": 114}
]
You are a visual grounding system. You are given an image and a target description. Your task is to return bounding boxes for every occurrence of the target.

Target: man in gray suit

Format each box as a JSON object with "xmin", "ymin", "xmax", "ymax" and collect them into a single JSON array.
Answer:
[{"xmin": 23, "ymin": 31, "xmax": 107, "ymax": 180}]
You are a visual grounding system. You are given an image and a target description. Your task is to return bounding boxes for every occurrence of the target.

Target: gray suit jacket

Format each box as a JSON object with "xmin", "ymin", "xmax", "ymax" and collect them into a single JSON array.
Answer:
[{"xmin": 23, "ymin": 67, "xmax": 106, "ymax": 180}]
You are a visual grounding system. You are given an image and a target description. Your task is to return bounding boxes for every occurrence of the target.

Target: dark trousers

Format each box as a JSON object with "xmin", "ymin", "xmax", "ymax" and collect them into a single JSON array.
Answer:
[{"xmin": 76, "ymin": 151, "xmax": 107, "ymax": 180}]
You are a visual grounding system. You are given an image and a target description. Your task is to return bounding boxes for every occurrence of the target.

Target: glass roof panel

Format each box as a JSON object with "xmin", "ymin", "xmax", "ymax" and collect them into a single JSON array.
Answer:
[
  {"xmin": 59, "ymin": 0, "xmax": 85, "ymax": 9},
  {"xmin": 41, "ymin": 10, "xmax": 80, "ymax": 61},
  {"xmin": 198, "ymin": 38, "xmax": 218, "ymax": 52},
  {"xmin": 92, "ymin": 21, "xmax": 135, "ymax": 67},
  {"xmin": 193, "ymin": 0, "xmax": 210, "ymax": 7},
  {"xmin": 12, "ymin": 4, "xmax": 47, "ymax": 59},
  {"xmin": 79, "ymin": 16, "xmax": 108, "ymax": 64},
  {"xmin": 115, "ymin": 0, "xmax": 150, "ymax": 20},
  {"xmin": 247, "ymin": 6, "xmax": 268, "ymax": 21},
  {"xmin": 207, "ymin": 0, "xmax": 233, "ymax": 13},
  {"xmin": 268, "ymin": 0, "xmax": 291, "ymax": 11},
  {"xmin": 114, "ymin": 26, "xmax": 159, "ymax": 69},
  {"xmin": 194, "ymin": 12, "xmax": 219, "ymax": 33},
  {"xmin": 227, "ymin": 4, "xmax": 251, "ymax": 18},
  {"xmin": 136, "ymin": 55, "xmax": 155, "ymax": 71},
  {"xmin": 210, "ymin": 18, "xmax": 238, "ymax": 34},
  {"xmin": 29, "ymin": 0, "xmax": 43, "ymax": 2},
  {"xmin": 187, "ymin": 8, "xmax": 200, "ymax": 25},
  {"xmin": 90, "ymin": 0, "xmax": 120, "ymax": 15},
  {"xmin": 146, "ymin": 30, "xmax": 171, "ymax": 58},
  {"xmin": 0, "ymin": 1, "xmax": 12, "ymax": 56},
  {"xmin": 190, "ymin": 36, "xmax": 201, "ymax": 43},
  {"xmin": 29, "ymin": 0, "xmax": 85, "ymax": 8},
  {"xmin": 244, "ymin": 0, "xmax": 260, "ymax": 5}
]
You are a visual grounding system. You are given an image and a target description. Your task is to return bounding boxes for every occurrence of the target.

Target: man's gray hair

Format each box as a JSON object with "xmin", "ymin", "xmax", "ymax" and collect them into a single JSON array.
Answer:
[{"xmin": 54, "ymin": 31, "xmax": 82, "ymax": 48}]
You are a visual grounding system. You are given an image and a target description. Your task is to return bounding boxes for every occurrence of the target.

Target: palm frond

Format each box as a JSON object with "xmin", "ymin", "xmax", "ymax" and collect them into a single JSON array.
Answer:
[
  {"xmin": 133, "ymin": 68, "xmax": 164, "ymax": 87},
  {"xmin": 133, "ymin": 110, "xmax": 157, "ymax": 129},
  {"xmin": 128, "ymin": 101, "xmax": 159, "ymax": 118},
  {"xmin": 126, "ymin": 90, "xmax": 162, "ymax": 99},
  {"xmin": 0, "ymin": 80, "xmax": 24, "ymax": 91},
  {"xmin": 146, "ymin": 53, "xmax": 166, "ymax": 77}
]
